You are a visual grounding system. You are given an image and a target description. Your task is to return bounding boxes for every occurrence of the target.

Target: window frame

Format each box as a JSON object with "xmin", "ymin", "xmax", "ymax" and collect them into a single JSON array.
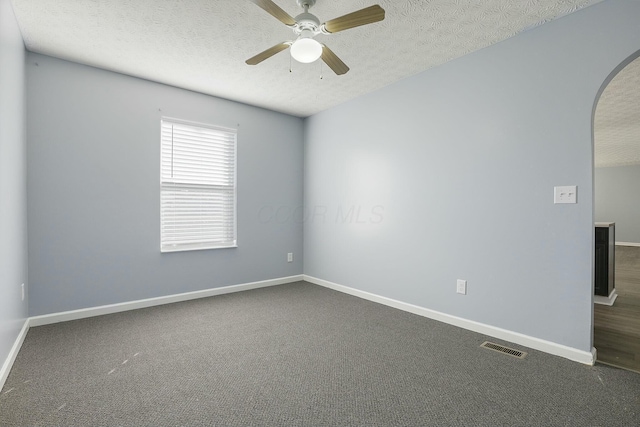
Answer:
[{"xmin": 160, "ymin": 117, "xmax": 238, "ymax": 253}]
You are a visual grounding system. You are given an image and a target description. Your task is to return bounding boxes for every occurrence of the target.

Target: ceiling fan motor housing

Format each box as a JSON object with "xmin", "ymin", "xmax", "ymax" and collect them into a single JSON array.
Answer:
[{"xmin": 294, "ymin": 12, "xmax": 320, "ymax": 35}]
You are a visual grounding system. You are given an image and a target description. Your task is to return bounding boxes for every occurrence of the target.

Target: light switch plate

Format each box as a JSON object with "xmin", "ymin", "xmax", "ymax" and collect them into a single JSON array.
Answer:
[{"xmin": 554, "ymin": 186, "xmax": 577, "ymax": 204}]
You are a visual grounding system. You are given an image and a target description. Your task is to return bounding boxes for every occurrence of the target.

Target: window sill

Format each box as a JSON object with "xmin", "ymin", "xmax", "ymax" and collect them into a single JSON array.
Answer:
[{"xmin": 161, "ymin": 244, "xmax": 238, "ymax": 253}]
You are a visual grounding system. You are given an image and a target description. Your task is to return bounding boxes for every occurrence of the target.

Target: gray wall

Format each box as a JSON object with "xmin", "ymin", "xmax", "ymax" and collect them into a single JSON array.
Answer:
[
  {"xmin": 27, "ymin": 54, "xmax": 304, "ymax": 316},
  {"xmin": 595, "ymin": 165, "xmax": 640, "ymax": 244},
  {"xmin": 0, "ymin": 0, "xmax": 28, "ymax": 368},
  {"xmin": 304, "ymin": 0, "xmax": 640, "ymax": 352}
]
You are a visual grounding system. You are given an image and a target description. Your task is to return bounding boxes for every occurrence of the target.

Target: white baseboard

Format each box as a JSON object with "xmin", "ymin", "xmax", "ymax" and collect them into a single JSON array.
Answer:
[
  {"xmin": 30, "ymin": 275, "xmax": 303, "ymax": 327},
  {"xmin": 303, "ymin": 275, "xmax": 596, "ymax": 366},
  {"xmin": 594, "ymin": 289, "xmax": 618, "ymax": 306},
  {"xmin": 0, "ymin": 319, "xmax": 30, "ymax": 392},
  {"xmin": 4, "ymin": 273, "xmax": 595, "ymax": 390},
  {"xmin": 616, "ymin": 242, "xmax": 640, "ymax": 247}
]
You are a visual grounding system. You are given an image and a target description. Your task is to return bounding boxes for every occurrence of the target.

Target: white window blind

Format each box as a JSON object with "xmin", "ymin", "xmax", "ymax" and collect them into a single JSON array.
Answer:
[{"xmin": 160, "ymin": 119, "xmax": 237, "ymax": 252}]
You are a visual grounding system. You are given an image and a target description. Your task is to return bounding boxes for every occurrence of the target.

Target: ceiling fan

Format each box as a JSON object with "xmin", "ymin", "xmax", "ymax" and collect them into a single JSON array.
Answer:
[{"xmin": 246, "ymin": 0, "xmax": 385, "ymax": 75}]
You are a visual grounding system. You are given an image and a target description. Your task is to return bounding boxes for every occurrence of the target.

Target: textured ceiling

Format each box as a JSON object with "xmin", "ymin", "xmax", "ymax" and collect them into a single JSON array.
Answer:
[
  {"xmin": 594, "ymin": 56, "xmax": 640, "ymax": 168},
  {"xmin": 11, "ymin": 0, "xmax": 604, "ymax": 118},
  {"xmin": 11, "ymin": 0, "xmax": 636, "ymax": 168}
]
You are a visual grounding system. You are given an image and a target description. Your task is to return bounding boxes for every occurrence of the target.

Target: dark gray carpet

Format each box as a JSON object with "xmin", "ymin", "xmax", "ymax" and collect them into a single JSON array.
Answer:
[{"xmin": 1, "ymin": 281, "xmax": 639, "ymax": 426}]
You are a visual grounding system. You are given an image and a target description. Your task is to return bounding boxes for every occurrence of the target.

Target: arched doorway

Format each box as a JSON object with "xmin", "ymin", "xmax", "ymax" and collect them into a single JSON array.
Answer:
[{"xmin": 592, "ymin": 50, "xmax": 640, "ymax": 373}]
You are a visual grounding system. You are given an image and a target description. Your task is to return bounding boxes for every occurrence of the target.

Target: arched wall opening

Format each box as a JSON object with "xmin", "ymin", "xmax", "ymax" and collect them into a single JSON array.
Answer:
[{"xmin": 590, "ymin": 48, "xmax": 640, "ymax": 369}]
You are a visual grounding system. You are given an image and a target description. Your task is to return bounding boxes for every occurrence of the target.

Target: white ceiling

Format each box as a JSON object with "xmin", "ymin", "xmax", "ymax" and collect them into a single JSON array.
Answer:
[
  {"xmin": 594, "ymin": 56, "xmax": 640, "ymax": 168},
  {"xmin": 11, "ymin": 0, "xmax": 637, "ymax": 168}
]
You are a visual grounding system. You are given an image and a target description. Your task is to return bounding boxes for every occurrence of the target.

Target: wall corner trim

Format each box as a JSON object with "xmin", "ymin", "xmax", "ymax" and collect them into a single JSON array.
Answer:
[
  {"xmin": 594, "ymin": 289, "xmax": 618, "ymax": 306},
  {"xmin": 303, "ymin": 275, "xmax": 596, "ymax": 365},
  {"xmin": 0, "ymin": 319, "xmax": 30, "ymax": 392},
  {"xmin": 29, "ymin": 275, "xmax": 303, "ymax": 327}
]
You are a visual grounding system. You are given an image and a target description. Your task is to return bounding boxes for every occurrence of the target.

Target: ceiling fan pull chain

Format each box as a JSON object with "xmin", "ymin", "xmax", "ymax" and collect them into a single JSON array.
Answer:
[
  {"xmin": 320, "ymin": 60, "xmax": 323, "ymax": 80},
  {"xmin": 290, "ymin": 53, "xmax": 292, "ymax": 73}
]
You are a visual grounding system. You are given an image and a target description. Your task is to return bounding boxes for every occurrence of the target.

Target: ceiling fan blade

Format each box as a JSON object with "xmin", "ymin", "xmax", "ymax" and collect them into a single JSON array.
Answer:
[
  {"xmin": 322, "ymin": 5, "xmax": 385, "ymax": 34},
  {"xmin": 246, "ymin": 42, "xmax": 291, "ymax": 65},
  {"xmin": 321, "ymin": 45, "xmax": 349, "ymax": 75},
  {"xmin": 250, "ymin": 0, "xmax": 297, "ymax": 26}
]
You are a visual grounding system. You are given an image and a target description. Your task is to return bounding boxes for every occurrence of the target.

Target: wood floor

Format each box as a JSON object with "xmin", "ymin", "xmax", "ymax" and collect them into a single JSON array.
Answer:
[{"xmin": 594, "ymin": 245, "xmax": 640, "ymax": 373}]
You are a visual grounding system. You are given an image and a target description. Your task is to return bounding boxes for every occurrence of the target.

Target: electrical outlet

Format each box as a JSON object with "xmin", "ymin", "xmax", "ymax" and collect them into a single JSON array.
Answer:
[
  {"xmin": 21, "ymin": 283, "xmax": 25, "ymax": 301},
  {"xmin": 287, "ymin": 253, "xmax": 293, "ymax": 263},
  {"xmin": 456, "ymin": 279, "xmax": 467, "ymax": 295}
]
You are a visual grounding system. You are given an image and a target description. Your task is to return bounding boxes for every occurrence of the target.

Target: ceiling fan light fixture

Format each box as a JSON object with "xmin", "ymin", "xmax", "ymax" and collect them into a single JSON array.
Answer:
[{"xmin": 290, "ymin": 37, "xmax": 322, "ymax": 63}]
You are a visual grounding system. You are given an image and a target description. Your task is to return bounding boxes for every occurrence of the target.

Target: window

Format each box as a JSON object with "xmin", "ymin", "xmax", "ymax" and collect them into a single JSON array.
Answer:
[{"xmin": 160, "ymin": 118, "xmax": 237, "ymax": 252}]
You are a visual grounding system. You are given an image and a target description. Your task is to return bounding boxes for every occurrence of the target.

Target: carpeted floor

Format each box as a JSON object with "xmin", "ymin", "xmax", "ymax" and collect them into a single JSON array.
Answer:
[{"xmin": 1, "ymin": 281, "xmax": 639, "ymax": 426}]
